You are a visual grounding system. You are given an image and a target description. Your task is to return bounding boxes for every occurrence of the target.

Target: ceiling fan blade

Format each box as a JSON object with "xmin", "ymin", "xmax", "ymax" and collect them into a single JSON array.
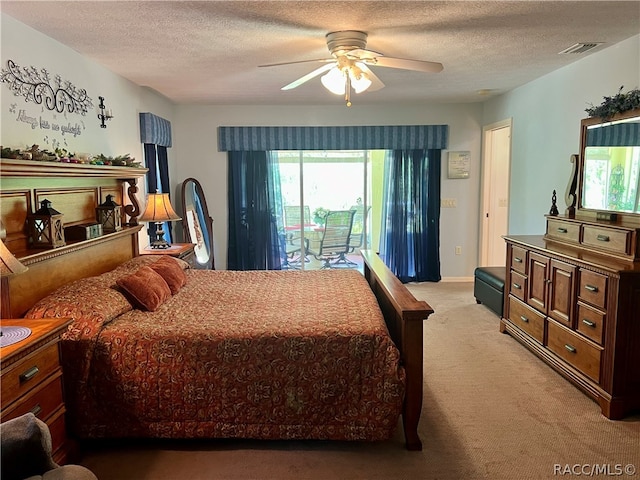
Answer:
[
  {"xmin": 259, "ymin": 58, "xmax": 333, "ymax": 68},
  {"xmin": 366, "ymin": 56, "xmax": 444, "ymax": 73},
  {"xmin": 281, "ymin": 63, "xmax": 335, "ymax": 90},
  {"xmin": 358, "ymin": 63, "xmax": 385, "ymax": 92}
]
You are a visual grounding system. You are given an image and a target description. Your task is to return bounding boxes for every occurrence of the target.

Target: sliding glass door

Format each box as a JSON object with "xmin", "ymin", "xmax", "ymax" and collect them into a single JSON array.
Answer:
[{"xmin": 275, "ymin": 150, "xmax": 384, "ymax": 270}]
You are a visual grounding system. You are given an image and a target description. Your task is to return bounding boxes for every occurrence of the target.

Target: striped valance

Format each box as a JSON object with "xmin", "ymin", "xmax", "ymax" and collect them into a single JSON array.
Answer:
[
  {"xmin": 140, "ymin": 112, "xmax": 172, "ymax": 147},
  {"xmin": 586, "ymin": 122, "xmax": 640, "ymax": 147},
  {"xmin": 217, "ymin": 125, "xmax": 448, "ymax": 151}
]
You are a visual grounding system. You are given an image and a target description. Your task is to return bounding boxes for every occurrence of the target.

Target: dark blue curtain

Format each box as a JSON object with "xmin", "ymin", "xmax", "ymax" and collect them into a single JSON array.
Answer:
[
  {"xmin": 379, "ymin": 149, "xmax": 441, "ymax": 283},
  {"xmin": 227, "ymin": 151, "xmax": 284, "ymax": 270},
  {"xmin": 144, "ymin": 144, "xmax": 173, "ymax": 243}
]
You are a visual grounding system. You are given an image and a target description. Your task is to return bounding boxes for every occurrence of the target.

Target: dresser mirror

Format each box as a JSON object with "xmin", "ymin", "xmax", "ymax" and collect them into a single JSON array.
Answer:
[
  {"xmin": 578, "ymin": 108, "xmax": 640, "ymax": 217},
  {"xmin": 181, "ymin": 178, "xmax": 214, "ymax": 269}
]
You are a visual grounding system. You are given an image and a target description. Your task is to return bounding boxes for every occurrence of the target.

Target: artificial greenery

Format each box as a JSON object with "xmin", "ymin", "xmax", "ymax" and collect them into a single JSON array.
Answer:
[{"xmin": 585, "ymin": 86, "xmax": 640, "ymax": 120}]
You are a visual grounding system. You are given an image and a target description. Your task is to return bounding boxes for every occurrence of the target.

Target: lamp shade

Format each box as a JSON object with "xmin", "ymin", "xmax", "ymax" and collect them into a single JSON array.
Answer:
[
  {"xmin": 139, "ymin": 192, "xmax": 182, "ymax": 223},
  {"xmin": 321, "ymin": 67, "xmax": 346, "ymax": 95}
]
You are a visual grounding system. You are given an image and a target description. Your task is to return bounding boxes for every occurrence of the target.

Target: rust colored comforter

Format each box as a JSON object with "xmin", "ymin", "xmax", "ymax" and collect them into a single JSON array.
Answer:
[{"xmin": 26, "ymin": 257, "xmax": 405, "ymax": 442}]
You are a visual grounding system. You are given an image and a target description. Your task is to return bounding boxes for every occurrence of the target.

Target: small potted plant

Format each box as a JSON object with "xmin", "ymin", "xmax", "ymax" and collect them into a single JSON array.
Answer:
[{"xmin": 313, "ymin": 207, "xmax": 329, "ymax": 226}]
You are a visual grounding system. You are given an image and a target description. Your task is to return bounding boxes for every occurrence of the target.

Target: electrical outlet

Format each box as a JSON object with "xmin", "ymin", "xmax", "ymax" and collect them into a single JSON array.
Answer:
[{"xmin": 455, "ymin": 246, "xmax": 462, "ymax": 255}]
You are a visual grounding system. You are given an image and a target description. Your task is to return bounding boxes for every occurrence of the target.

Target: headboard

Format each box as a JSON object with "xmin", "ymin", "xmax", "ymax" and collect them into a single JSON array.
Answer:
[{"xmin": 1, "ymin": 158, "xmax": 148, "ymax": 317}]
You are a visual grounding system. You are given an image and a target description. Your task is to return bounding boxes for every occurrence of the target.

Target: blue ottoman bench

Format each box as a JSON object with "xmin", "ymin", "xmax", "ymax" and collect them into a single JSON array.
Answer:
[{"xmin": 474, "ymin": 266, "xmax": 506, "ymax": 317}]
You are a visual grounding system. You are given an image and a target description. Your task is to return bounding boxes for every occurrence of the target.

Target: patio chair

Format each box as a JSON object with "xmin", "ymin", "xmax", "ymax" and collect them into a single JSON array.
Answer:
[
  {"xmin": 284, "ymin": 205, "xmax": 311, "ymax": 229},
  {"xmin": 280, "ymin": 231, "xmax": 309, "ymax": 269},
  {"xmin": 282, "ymin": 205, "xmax": 311, "ymax": 267},
  {"xmin": 348, "ymin": 205, "xmax": 371, "ymax": 252},
  {"xmin": 307, "ymin": 209, "xmax": 356, "ymax": 268}
]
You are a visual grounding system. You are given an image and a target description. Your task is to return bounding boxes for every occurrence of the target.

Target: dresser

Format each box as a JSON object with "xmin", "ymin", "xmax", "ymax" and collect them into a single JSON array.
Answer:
[
  {"xmin": 1, "ymin": 317, "xmax": 73, "ymax": 464},
  {"xmin": 501, "ymin": 216, "xmax": 640, "ymax": 419}
]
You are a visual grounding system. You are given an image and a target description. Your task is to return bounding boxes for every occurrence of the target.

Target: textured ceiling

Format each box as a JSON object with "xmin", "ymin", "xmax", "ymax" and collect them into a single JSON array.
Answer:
[{"xmin": 1, "ymin": 1, "xmax": 639, "ymax": 106}]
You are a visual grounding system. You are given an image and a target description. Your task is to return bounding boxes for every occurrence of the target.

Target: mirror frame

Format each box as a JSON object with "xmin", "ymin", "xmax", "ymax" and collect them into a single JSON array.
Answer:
[
  {"xmin": 575, "ymin": 107, "xmax": 640, "ymax": 224},
  {"xmin": 180, "ymin": 177, "xmax": 215, "ymax": 269}
]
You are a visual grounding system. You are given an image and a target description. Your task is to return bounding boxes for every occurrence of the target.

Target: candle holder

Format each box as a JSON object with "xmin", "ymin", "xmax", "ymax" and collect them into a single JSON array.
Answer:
[{"xmin": 97, "ymin": 96, "xmax": 113, "ymax": 128}]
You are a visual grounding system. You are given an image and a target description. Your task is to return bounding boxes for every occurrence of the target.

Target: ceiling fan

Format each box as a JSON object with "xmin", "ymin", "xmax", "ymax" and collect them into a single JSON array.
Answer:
[{"xmin": 259, "ymin": 30, "xmax": 443, "ymax": 107}]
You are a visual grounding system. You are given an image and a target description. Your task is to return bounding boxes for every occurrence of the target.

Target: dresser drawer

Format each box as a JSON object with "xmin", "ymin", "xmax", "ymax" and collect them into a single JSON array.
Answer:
[
  {"xmin": 510, "ymin": 246, "xmax": 528, "ymax": 274},
  {"xmin": 0, "ymin": 371, "xmax": 64, "ymax": 423},
  {"xmin": 582, "ymin": 225, "xmax": 631, "ymax": 256},
  {"xmin": 508, "ymin": 296, "xmax": 545, "ymax": 343},
  {"xmin": 0, "ymin": 342, "xmax": 61, "ymax": 409},
  {"xmin": 547, "ymin": 219, "xmax": 580, "ymax": 243},
  {"xmin": 547, "ymin": 321, "xmax": 602, "ymax": 382},
  {"xmin": 509, "ymin": 271, "xmax": 527, "ymax": 301},
  {"xmin": 576, "ymin": 302, "xmax": 605, "ymax": 345},
  {"xmin": 578, "ymin": 269, "xmax": 608, "ymax": 309}
]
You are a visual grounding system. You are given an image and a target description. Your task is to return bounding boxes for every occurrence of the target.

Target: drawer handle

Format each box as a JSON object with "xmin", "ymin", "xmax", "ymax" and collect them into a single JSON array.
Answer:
[
  {"xmin": 512, "ymin": 283, "xmax": 521, "ymax": 290},
  {"xmin": 564, "ymin": 344, "xmax": 577, "ymax": 354},
  {"xmin": 596, "ymin": 234, "xmax": 610, "ymax": 242},
  {"xmin": 19, "ymin": 366, "xmax": 39, "ymax": 383},
  {"xmin": 557, "ymin": 227, "xmax": 568, "ymax": 233},
  {"xmin": 582, "ymin": 319, "xmax": 597, "ymax": 328},
  {"xmin": 520, "ymin": 315, "xmax": 529, "ymax": 323},
  {"xmin": 584, "ymin": 285, "xmax": 598, "ymax": 293},
  {"xmin": 30, "ymin": 404, "xmax": 42, "ymax": 417},
  {"xmin": 514, "ymin": 257, "xmax": 522, "ymax": 263}
]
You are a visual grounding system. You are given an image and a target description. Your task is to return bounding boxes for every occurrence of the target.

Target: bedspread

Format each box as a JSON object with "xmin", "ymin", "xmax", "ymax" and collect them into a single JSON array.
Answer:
[{"xmin": 29, "ymin": 262, "xmax": 405, "ymax": 442}]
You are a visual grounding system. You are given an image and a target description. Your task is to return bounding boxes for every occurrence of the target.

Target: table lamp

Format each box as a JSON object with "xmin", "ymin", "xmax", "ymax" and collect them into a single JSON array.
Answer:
[{"xmin": 139, "ymin": 191, "xmax": 182, "ymax": 249}]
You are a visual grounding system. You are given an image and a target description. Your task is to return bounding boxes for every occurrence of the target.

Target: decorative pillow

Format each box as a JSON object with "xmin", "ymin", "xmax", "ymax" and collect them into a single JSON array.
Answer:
[
  {"xmin": 116, "ymin": 266, "xmax": 172, "ymax": 311},
  {"xmin": 149, "ymin": 256, "xmax": 187, "ymax": 294}
]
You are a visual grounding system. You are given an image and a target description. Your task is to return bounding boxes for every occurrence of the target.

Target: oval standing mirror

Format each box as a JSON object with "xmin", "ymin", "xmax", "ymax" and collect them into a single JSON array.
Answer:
[{"xmin": 181, "ymin": 178, "xmax": 214, "ymax": 269}]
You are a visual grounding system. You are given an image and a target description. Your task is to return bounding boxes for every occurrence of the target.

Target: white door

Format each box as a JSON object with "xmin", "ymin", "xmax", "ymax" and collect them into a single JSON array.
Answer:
[{"xmin": 480, "ymin": 120, "xmax": 512, "ymax": 266}]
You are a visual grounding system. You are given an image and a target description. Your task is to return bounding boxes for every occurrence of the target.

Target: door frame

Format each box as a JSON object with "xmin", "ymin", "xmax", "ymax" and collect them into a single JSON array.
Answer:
[{"xmin": 480, "ymin": 118, "xmax": 512, "ymax": 266}]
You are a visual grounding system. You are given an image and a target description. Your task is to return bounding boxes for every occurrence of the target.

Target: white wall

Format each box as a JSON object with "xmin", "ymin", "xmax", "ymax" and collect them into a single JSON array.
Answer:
[
  {"xmin": 174, "ymin": 103, "xmax": 484, "ymax": 274},
  {"xmin": 1, "ymin": 13, "xmax": 176, "ymax": 251},
  {"xmin": 483, "ymin": 35, "xmax": 640, "ymax": 235}
]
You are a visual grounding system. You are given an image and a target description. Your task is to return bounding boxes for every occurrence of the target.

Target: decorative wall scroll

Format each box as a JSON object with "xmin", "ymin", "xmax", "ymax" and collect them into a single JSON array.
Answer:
[{"xmin": 0, "ymin": 59, "xmax": 93, "ymax": 115}]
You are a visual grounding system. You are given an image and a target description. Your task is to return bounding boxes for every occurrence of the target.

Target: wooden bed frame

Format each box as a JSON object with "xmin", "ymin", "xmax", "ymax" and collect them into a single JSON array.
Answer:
[{"xmin": 0, "ymin": 158, "xmax": 434, "ymax": 450}]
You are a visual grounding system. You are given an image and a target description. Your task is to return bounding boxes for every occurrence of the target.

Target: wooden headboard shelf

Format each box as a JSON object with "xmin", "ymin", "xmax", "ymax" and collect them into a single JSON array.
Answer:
[
  {"xmin": 1, "ymin": 158, "xmax": 148, "ymax": 252},
  {"xmin": 1, "ymin": 158, "xmax": 149, "ymax": 317}
]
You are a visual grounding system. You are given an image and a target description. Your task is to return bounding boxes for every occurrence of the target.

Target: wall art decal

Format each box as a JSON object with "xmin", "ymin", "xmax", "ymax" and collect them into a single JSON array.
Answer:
[{"xmin": 0, "ymin": 59, "xmax": 93, "ymax": 115}]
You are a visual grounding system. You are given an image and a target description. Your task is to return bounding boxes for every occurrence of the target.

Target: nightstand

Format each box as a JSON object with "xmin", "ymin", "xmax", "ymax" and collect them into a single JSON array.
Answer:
[
  {"xmin": 1, "ymin": 317, "xmax": 73, "ymax": 464},
  {"xmin": 140, "ymin": 242, "xmax": 196, "ymax": 267}
]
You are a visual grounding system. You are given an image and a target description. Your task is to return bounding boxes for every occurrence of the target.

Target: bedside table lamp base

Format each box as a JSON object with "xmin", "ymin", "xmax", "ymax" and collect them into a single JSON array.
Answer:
[{"xmin": 149, "ymin": 222, "xmax": 170, "ymax": 249}]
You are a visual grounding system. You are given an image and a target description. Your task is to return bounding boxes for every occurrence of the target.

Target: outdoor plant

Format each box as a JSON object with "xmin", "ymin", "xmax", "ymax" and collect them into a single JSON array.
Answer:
[{"xmin": 313, "ymin": 207, "xmax": 329, "ymax": 226}]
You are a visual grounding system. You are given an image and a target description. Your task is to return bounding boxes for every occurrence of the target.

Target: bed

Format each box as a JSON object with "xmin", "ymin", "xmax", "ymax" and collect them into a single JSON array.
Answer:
[{"xmin": 1, "ymin": 159, "xmax": 434, "ymax": 450}]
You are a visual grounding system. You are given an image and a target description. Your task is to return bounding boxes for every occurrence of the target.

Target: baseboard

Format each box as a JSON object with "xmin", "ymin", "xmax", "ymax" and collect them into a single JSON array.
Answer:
[{"xmin": 441, "ymin": 276, "xmax": 474, "ymax": 282}]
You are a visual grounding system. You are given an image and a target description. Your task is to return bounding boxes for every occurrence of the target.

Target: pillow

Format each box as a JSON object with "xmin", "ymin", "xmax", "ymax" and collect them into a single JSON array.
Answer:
[
  {"xmin": 25, "ymin": 276, "xmax": 133, "ymax": 338},
  {"xmin": 149, "ymin": 256, "xmax": 187, "ymax": 294},
  {"xmin": 116, "ymin": 266, "xmax": 172, "ymax": 311}
]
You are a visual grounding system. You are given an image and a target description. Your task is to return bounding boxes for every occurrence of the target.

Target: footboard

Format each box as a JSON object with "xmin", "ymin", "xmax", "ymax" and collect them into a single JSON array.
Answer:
[{"xmin": 360, "ymin": 250, "xmax": 434, "ymax": 451}]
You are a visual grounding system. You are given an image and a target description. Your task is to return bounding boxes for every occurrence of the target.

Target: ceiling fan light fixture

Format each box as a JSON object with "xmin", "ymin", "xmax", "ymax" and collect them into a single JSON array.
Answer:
[
  {"xmin": 350, "ymin": 62, "xmax": 372, "ymax": 93},
  {"xmin": 321, "ymin": 66, "xmax": 346, "ymax": 95}
]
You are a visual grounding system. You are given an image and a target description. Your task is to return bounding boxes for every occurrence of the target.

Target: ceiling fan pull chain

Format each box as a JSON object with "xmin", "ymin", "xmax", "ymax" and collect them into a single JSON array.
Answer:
[{"xmin": 345, "ymin": 75, "xmax": 352, "ymax": 107}]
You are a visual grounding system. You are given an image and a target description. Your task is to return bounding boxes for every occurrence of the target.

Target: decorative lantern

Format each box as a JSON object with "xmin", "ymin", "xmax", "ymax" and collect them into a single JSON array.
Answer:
[
  {"xmin": 28, "ymin": 199, "xmax": 66, "ymax": 249},
  {"xmin": 96, "ymin": 194, "xmax": 122, "ymax": 233}
]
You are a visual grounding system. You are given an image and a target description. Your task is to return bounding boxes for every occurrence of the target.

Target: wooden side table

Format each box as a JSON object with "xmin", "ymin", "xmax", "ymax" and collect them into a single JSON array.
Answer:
[
  {"xmin": 140, "ymin": 242, "xmax": 196, "ymax": 267},
  {"xmin": 1, "ymin": 317, "xmax": 73, "ymax": 464}
]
